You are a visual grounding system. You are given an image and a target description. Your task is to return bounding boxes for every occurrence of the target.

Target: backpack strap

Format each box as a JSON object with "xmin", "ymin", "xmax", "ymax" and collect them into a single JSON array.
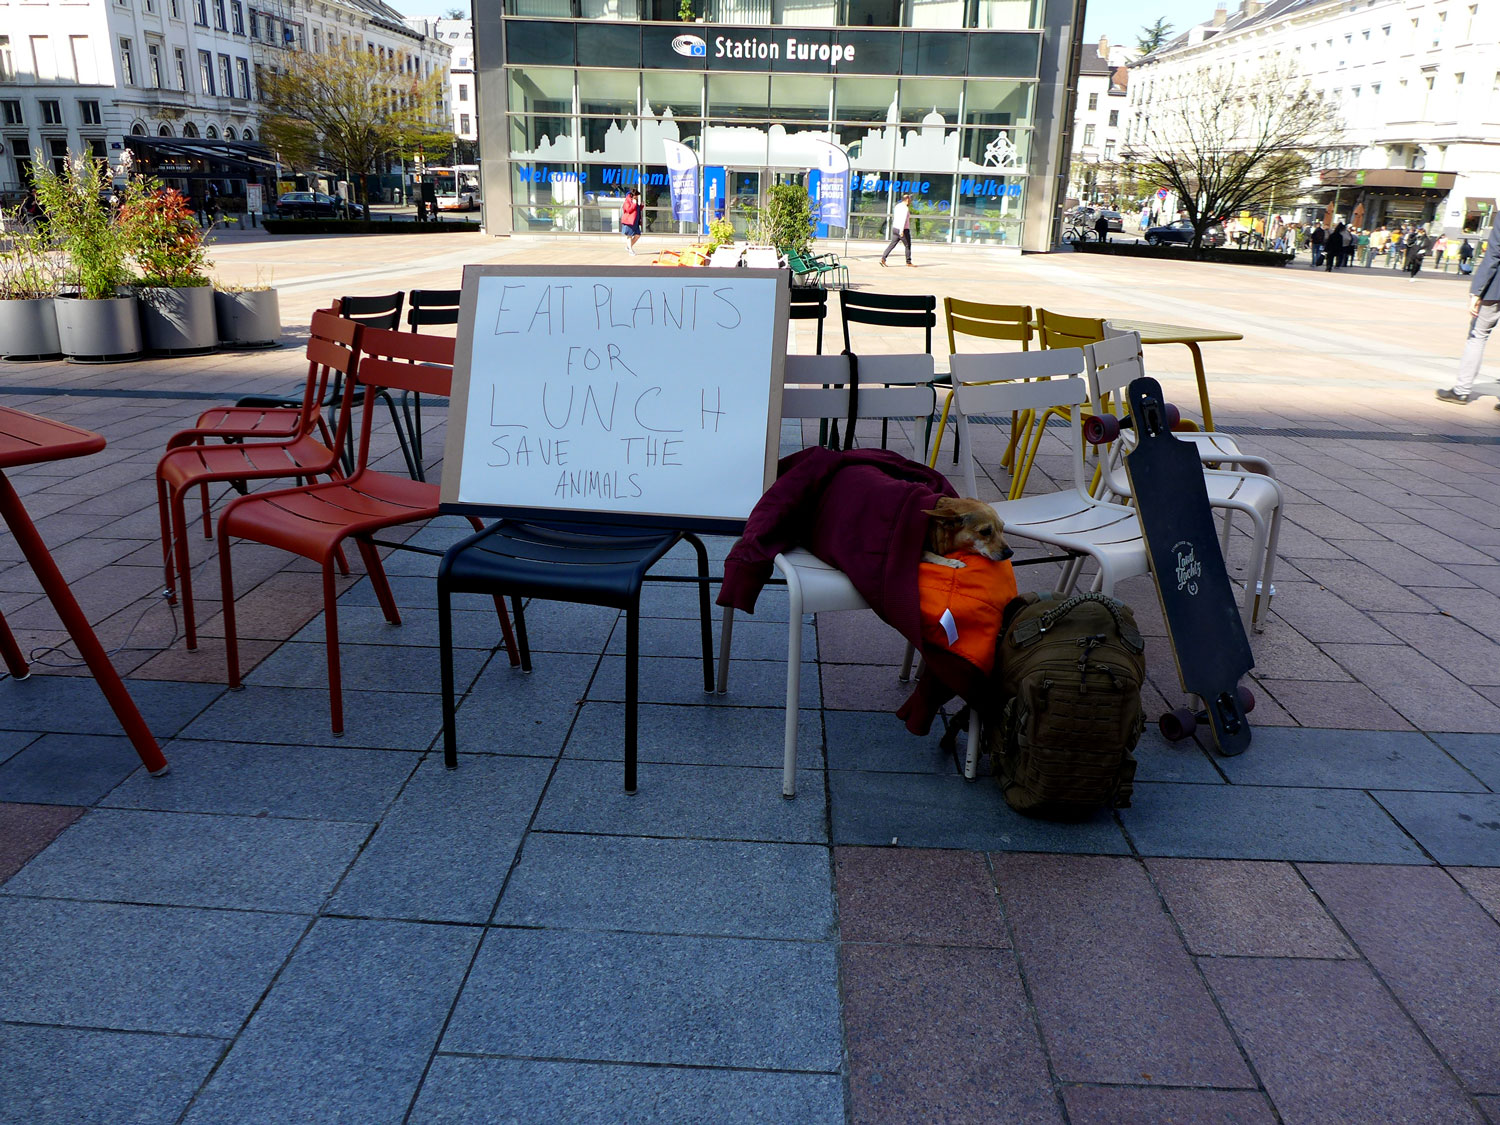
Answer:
[{"xmin": 1011, "ymin": 592, "xmax": 1144, "ymax": 653}]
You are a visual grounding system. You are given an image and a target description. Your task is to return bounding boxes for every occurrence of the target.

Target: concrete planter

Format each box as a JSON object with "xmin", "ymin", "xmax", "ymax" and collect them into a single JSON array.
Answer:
[
  {"xmin": 54, "ymin": 294, "xmax": 142, "ymax": 361},
  {"xmin": 214, "ymin": 288, "xmax": 282, "ymax": 349},
  {"xmin": 0, "ymin": 297, "xmax": 62, "ymax": 360},
  {"xmin": 138, "ymin": 284, "xmax": 217, "ymax": 355}
]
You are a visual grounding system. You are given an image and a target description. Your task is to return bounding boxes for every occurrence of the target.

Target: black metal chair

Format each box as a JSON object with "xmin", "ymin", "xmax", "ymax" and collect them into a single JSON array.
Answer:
[
  {"xmin": 438, "ymin": 521, "xmax": 715, "ymax": 793},
  {"xmin": 788, "ymin": 286, "xmax": 827, "ymax": 355},
  {"xmin": 398, "ymin": 289, "xmax": 462, "ymax": 481},
  {"xmin": 838, "ymin": 289, "xmax": 938, "ymax": 448}
]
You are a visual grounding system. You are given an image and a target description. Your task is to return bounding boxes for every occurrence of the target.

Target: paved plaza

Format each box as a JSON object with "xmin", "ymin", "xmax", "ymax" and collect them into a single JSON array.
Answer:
[{"xmin": 3, "ymin": 230, "xmax": 1500, "ymax": 1123}]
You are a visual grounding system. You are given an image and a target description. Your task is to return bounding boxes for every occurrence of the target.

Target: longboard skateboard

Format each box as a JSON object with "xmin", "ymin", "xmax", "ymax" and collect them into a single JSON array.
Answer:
[{"xmin": 1118, "ymin": 376, "xmax": 1255, "ymax": 756}]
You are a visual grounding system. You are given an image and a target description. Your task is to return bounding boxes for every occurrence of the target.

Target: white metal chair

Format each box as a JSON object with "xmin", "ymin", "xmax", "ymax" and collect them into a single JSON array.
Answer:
[
  {"xmin": 708, "ymin": 245, "xmax": 744, "ymax": 268},
  {"xmin": 1100, "ymin": 323, "xmax": 1276, "ymax": 478},
  {"xmin": 742, "ymin": 247, "xmax": 784, "ymax": 269},
  {"xmin": 1083, "ymin": 333, "xmax": 1284, "ymax": 631},
  {"xmin": 951, "ymin": 351, "xmax": 1151, "ymax": 598},
  {"xmin": 717, "ymin": 354, "xmax": 985, "ymax": 795}
]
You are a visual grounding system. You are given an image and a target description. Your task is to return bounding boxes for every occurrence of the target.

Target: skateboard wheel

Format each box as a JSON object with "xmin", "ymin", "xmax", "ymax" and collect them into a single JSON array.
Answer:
[
  {"xmin": 1083, "ymin": 414, "xmax": 1120, "ymax": 445},
  {"xmin": 1163, "ymin": 403, "xmax": 1181, "ymax": 429},
  {"xmin": 1159, "ymin": 707, "xmax": 1198, "ymax": 741},
  {"xmin": 1239, "ymin": 685, "xmax": 1255, "ymax": 714}
]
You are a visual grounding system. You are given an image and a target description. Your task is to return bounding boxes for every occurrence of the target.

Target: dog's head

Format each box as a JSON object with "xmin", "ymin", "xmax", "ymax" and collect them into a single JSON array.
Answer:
[{"xmin": 922, "ymin": 497, "xmax": 1013, "ymax": 562}]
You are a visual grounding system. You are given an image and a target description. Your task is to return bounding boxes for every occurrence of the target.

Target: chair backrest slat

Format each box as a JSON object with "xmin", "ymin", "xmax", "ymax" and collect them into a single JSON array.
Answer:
[
  {"xmin": 951, "ymin": 348, "xmax": 1085, "ymax": 385},
  {"xmin": 1037, "ymin": 308, "xmax": 1105, "ymax": 350},
  {"xmin": 952, "ymin": 366, "xmax": 1089, "ymax": 497},
  {"xmin": 783, "ymin": 385, "xmax": 934, "ymax": 422},
  {"xmin": 785, "ymin": 354, "xmax": 849, "ymax": 385},
  {"xmin": 852, "ymin": 353, "xmax": 935, "ymax": 385},
  {"xmin": 336, "ymin": 291, "xmax": 405, "ymax": 330},
  {"xmin": 945, "ymin": 297, "xmax": 1033, "ymax": 352},
  {"xmin": 840, "ymin": 290, "xmax": 936, "ymax": 354},
  {"xmin": 407, "ymin": 289, "xmax": 461, "ymax": 329},
  {"xmin": 345, "ymin": 325, "xmax": 454, "ymax": 475}
]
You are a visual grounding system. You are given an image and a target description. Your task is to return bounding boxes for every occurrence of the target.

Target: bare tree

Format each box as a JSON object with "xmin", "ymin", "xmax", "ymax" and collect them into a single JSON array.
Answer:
[
  {"xmin": 1125, "ymin": 59, "xmax": 1336, "ymax": 249},
  {"xmin": 259, "ymin": 48, "xmax": 446, "ymax": 205}
]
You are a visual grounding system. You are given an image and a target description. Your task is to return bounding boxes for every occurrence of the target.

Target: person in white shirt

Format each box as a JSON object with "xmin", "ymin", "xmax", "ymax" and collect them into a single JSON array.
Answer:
[{"xmin": 880, "ymin": 194, "xmax": 915, "ymax": 267}]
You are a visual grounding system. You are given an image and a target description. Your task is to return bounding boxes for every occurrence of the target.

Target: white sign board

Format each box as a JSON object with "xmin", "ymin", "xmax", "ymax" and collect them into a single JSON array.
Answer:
[
  {"xmin": 442, "ymin": 265, "xmax": 789, "ymax": 531},
  {"xmin": 246, "ymin": 184, "xmax": 264, "ymax": 214}
]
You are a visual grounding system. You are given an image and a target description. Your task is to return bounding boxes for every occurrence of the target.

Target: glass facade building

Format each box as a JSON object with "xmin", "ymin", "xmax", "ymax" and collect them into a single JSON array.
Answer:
[{"xmin": 475, "ymin": 0, "xmax": 1081, "ymax": 251}]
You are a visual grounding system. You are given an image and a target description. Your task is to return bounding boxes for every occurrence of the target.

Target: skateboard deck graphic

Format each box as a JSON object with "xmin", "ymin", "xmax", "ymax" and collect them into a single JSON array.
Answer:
[{"xmin": 1121, "ymin": 376, "xmax": 1254, "ymax": 756}]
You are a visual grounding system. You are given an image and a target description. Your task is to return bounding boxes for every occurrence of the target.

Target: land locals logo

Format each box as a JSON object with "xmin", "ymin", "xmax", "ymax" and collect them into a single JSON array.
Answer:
[
  {"xmin": 1172, "ymin": 540, "xmax": 1201, "ymax": 596},
  {"xmin": 671, "ymin": 34, "xmax": 706, "ymax": 57}
]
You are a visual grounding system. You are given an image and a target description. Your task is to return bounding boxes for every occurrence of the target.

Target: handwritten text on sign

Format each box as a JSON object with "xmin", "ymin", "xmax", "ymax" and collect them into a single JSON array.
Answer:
[{"xmin": 456, "ymin": 273, "xmax": 779, "ymax": 521}]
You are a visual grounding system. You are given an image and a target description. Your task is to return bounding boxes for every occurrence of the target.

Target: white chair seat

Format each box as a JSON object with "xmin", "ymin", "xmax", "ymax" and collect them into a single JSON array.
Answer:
[
  {"xmin": 1178, "ymin": 430, "xmax": 1274, "ymax": 476},
  {"xmin": 774, "ymin": 548, "xmax": 869, "ymax": 614},
  {"xmin": 993, "ymin": 491, "xmax": 1149, "ymax": 592}
]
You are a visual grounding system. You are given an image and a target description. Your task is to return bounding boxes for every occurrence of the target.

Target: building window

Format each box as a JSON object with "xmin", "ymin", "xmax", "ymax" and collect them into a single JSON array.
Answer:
[
  {"xmin": 47, "ymin": 138, "xmax": 68, "ymax": 175},
  {"xmin": 236, "ymin": 56, "xmax": 250, "ymax": 99},
  {"xmin": 183, "ymin": 122, "xmax": 199, "ymax": 137},
  {"xmin": 312, "ymin": 27, "xmax": 321, "ymax": 51},
  {"xmin": 206, "ymin": 124, "xmax": 218, "ymax": 137},
  {"xmin": 219, "ymin": 53, "xmax": 234, "ymax": 97},
  {"xmin": 1087, "ymin": 92, "xmax": 1098, "ymax": 110},
  {"xmin": 231, "ymin": 0, "xmax": 245, "ymax": 33},
  {"xmin": 131, "ymin": 121, "xmax": 146, "ymax": 135},
  {"xmin": 79, "ymin": 99, "xmax": 101, "ymax": 124},
  {"xmin": 1107, "ymin": 109, "xmax": 1118, "ymax": 126},
  {"xmin": 147, "ymin": 42, "xmax": 163, "ymax": 87},
  {"xmin": 119, "ymin": 37, "xmax": 136, "ymax": 85},
  {"xmin": 159, "ymin": 123, "xmax": 172, "ymax": 136},
  {"xmin": 458, "ymin": 82, "xmax": 469, "ymax": 102},
  {"xmin": 175, "ymin": 47, "xmax": 189, "ymax": 90},
  {"xmin": 214, "ymin": 0, "xmax": 227, "ymax": 29},
  {"xmin": 145, "ymin": 0, "xmax": 156, "ymax": 12},
  {"xmin": 242, "ymin": 127, "xmax": 252, "ymax": 141},
  {"xmin": 195, "ymin": 0, "xmax": 208, "ymax": 23},
  {"xmin": 2, "ymin": 101, "xmax": 21, "ymax": 128},
  {"xmin": 1083, "ymin": 123, "xmax": 1095, "ymax": 145},
  {"xmin": 39, "ymin": 100, "xmax": 61, "ymax": 125},
  {"xmin": 0, "ymin": 37, "xmax": 10, "ymax": 82},
  {"xmin": 199, "ymin": 49, "xmax": 214, "ymax": 93},
  {"xmin": 1104, "ymin": 143, "xmax": 1115, "ymax": 160},
  {"xmin": 460, "ymin": 112, "xmax": 471, "ymax": 133},
  {"xmin": 170, "ymin": 0, "xmax": 181, "ymax": 17},
  {"xmin": 250, "ymin": 10, "xmax": 260, "ymax": 37}
]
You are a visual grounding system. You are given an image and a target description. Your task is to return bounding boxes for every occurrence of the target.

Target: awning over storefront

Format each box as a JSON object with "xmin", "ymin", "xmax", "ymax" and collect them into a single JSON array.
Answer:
[
  {"xmin": 1318, "ymin": 168, "xmax": 1457, "ymax": 191},
  {"xmin": 124, "ymin": 137, "xmax": 277, "ymax": 179}
]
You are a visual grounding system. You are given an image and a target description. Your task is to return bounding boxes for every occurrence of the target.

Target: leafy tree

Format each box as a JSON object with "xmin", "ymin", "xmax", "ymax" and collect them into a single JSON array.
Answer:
[
  {"xmin": 758, "ymin": 184, "xmax": 814, "ymax": 255},
  {"xmin": 258, "ymin": 47, "xmax": 446, "ymax": 205},
  {"xmin": 443, "ymin": 6, "xmax": 466, "ymax": 16},
  {"xmin": 1124, "ymin": 58, "xmax": 1335, "ymax": 249},
  {"xmin": 1136, "ymin": 17, "xmax": 1174, "ymax": 54}
]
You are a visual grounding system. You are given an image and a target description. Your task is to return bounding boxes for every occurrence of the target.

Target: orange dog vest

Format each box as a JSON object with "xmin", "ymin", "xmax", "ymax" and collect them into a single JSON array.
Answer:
[{"xmin": 917, "ymin": 552, "xmax": 1019, "ymax": 676}]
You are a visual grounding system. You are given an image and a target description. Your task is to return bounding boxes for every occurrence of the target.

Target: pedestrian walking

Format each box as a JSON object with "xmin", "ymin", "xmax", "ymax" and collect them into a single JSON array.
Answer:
[
  {"xmin": 1434, "ymin": 234, "xmax": 1448, "ymax": 270},
  {"xmin": 1323, "ymin": 223, "xmax": 1345, "ymax": 272},
  {"xmin": 1310, "ymin": 223, "xmax": 1326, "ymax": 267},
  {"xmin": 880, "ymin": 193, "xmax": 914, "ymax": 267},
  {"xmin": 1460, "ymin": 238, "xmax": 1476, "ymax": 274},
  {"xmin": 1436, "ymin": 210, "xmax": 1500, "ymax": 404},
  {"xmin": 1389, "ymin": 228, "xmax": 1405, "ymax": 269},
  {"xmin": 1093, "ymin": 210, "xmax": 1111, "ymax": 243},
  {"xmin": 1357, "ymin": 228, "xmax": 1373, "ymax": 266},
  {"xmin": 1406, "ymin": 227, "xmax": 1429, "ymax": 280},
  {"xmin": 620, "ymin": 188, "xmax": 642, "ymax": 255}
]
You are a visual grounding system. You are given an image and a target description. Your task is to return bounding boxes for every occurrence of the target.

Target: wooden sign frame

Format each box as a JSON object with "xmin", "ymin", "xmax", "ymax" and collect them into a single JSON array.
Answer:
[{"xmin": 440, "ymin": 264, "xmax": 790, "ymax": 536}]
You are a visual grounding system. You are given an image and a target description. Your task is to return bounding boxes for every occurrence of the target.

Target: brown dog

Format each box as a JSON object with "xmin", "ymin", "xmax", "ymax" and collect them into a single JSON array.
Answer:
[{"xmin": 922, "ymin": 497, "xmax": 1012, "ymax": 564}]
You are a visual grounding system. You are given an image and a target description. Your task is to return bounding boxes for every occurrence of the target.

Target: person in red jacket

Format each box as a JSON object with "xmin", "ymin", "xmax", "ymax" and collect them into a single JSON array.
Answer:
[{"xmin": 620, "ymin": 188, "xmax": 642, "ymax": 256}]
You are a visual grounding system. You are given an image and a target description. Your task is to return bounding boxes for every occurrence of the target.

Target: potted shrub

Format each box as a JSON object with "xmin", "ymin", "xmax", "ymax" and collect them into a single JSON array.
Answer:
[
  {"xmin": 214, "ymin": 270, "xmax": 282, "ymax": 349},
  {"xmin": 31, "ymin": 154, "xmax": 142, "ymax": 361},
  {"xmin": 126, "ymin": 187, "xmax": 216, "ymax": 354},
  {"xmin": 0, "ymin": 206, "xmax": 63, "ymax": 360}
]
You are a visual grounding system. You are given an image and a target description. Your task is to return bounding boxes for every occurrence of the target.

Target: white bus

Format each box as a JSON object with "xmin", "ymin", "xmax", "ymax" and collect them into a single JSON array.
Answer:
[{"xmin": 430, "ymin": 165, "xmax": 480, "ymax": 211}]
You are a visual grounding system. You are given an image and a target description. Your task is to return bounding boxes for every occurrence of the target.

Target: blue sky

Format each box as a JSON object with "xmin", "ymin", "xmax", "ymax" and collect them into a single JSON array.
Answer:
[{"xmin": 1083, "ymin": 0, "xmax": 1214, "ymax": 48}]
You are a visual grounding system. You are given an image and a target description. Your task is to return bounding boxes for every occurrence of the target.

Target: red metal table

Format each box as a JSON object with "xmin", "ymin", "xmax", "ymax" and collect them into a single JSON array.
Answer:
[{"xmin": 0, "ymin": 406, "xmax": 169, "ymax": 776}]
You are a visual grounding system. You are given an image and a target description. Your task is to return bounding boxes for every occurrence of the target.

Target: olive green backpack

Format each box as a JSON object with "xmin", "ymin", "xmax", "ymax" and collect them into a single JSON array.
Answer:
[{"xmin": 984, "ymin": 592, "xmax": 1146, "ymax": 820}]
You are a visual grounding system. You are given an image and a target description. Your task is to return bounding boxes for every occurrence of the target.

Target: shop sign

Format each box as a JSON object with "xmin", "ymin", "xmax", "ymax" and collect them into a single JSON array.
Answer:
[
  {"xmin": 666, "ymin": 30, "xmax": 856, "ymax": 67},
  {"xmin": 1422, "ymin": 172, "xmax": 1439, "ymax": 187}
]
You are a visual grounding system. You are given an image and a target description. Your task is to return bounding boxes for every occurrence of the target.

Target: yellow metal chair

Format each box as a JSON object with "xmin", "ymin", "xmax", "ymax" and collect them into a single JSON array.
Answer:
[
  {"xmin": 1001, "ymin": 310, "xmax": 1106, "ymax": 499},
  {"xmin": 927, "ymin": 298, "xmax": 1033, "ymax": 471}
]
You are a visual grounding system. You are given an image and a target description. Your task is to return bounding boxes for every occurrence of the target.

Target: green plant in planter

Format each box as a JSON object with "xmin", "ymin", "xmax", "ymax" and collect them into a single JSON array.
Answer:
[
  {"xmin": 124, "ymin": 188, "xmax": 210, "ymax": 288},
  {"xmin": 760, "ymin": 184, "xmax": 815, "ymax": 257},
  {"xmin": 30, "ymin": 154, "xmax": 142, "ymax": 300},
  {"xmin": 705, "ymin": 218, "xmax": 735, "ymax": 252},
  {"xmin": 0, "ymin": 210, "xmax": 62, "ymax": 300}
]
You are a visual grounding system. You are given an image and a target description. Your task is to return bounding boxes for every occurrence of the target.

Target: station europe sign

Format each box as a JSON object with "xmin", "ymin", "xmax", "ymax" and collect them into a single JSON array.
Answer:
[{"xmin": 670, "ymin": 32, "xmax": 857, "ymax": 67}]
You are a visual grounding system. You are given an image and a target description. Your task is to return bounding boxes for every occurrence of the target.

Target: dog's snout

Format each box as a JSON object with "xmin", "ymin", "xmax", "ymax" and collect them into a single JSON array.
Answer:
[{"xmin": 999, "ymin": 545, "xmax": 1014, "ymax": 561}]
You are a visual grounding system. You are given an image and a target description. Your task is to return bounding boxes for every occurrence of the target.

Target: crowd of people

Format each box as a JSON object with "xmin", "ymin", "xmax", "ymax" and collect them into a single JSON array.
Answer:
[{"xmin": 1299, "ymin": 221, "xmax": 1477, "ymax": 279}]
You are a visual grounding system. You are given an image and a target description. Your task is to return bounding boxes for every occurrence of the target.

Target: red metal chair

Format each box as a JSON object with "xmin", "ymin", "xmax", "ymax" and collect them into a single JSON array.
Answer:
[
  {"xmin": 214, "ymin": 325, "xmax": 519, "ymax": 734},
  {"xmin": 156, "ymin": 309, "xmax": 358, "ymax": 650}
]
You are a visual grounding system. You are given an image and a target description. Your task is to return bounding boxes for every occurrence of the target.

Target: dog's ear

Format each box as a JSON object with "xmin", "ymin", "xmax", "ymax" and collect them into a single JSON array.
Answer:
[{"xmin": 922, "ymin": 498, "xmax": 965, "ymax": 522}]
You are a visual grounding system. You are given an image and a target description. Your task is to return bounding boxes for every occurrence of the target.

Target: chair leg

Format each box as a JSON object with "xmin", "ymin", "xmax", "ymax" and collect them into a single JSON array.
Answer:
[
  {"xmin": 354, "ymin": 537, "xmax": 402, "ymax": 626},
  {"xmin": 0, "ymin": 609, "xmax": 30, "ymax": 679},
  {"xmin": 439, "ymin": 578, "xmax": 459, "ymax": 769},
  {"xmin": 624, "ymin": 601, "xmax": 639, "ymax": 795},
  {"xmin": 782, "ymin": 583, "xmax": 804, "ymax": 800},
  {"xmin": 963, "ymin": 706, "xmax": 982, "ymax": 780},
  {"xmin": 898, "ymin": 642, "xmax": 916, "ymax": 683},
  {"xmin": 511, "ymin": 596, "xmax": 532, "ymax": 672},
  {"xmin": 716, "ymin": 604, "xmax": 734, "ymax": 694},
  {"xmin": 1254, "ymin": 506, "xmax": 1283, "ymax": 632},
  {"xmin": 169, "ymin": 486, "xmax": 197, "ymax": 649},
  {"xmin": 686, "ymin": 533, "xmax": 714, "ymax": 692},
  {"xmin": 156, "ymin": 476, "xmax": 177, "ymax": 605},
  {"xmin": 199, "ymin": 482, "xmax": 213, "ymax": 539},
  {"xmin": 218, "ymin": 519, "xmax": 242, "ymax": 690},
  {"xmin": 322, "ymin": 560, "xmax": 344, "ymax": 735},
  {"xmin": 464, "ymin": 518, "xmax": 519, "ymax": 665},
  {"xmin": 332, "ymin": 543, "xmax": 351, "ymax": 577}
]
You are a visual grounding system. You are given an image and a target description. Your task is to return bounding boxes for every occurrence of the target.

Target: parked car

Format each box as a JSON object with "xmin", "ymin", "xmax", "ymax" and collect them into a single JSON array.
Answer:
[
  {"xmin": 275, "ymin": 191, "xmax": 366, "ymax": 219},
  {"xmin": 1095, "ymin": 209, "xmax": 1124, "ymax": 232},
  {"xmin": 1143, "ymin": 219, "xmax": 1226, "ymax": 248},
  {"xmin": 435, "ymin": 189, "xmax": 479, "ymax": 212}
]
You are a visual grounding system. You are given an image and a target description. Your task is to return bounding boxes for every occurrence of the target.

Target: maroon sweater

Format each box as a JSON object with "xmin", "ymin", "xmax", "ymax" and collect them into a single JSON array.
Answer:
[{"xmin": 719, "ymin": 446, "xmax": 981, "ymax": 732}]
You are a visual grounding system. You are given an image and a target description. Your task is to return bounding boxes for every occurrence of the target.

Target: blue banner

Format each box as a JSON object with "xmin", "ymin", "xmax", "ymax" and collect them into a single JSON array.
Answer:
[
  {"xmin": 817, "ymin": 168, "xmax": 849, "ymax": 227},
  {"xmin": 662, "ymin": 140, "xmax": 699, "ymax": 224}
]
